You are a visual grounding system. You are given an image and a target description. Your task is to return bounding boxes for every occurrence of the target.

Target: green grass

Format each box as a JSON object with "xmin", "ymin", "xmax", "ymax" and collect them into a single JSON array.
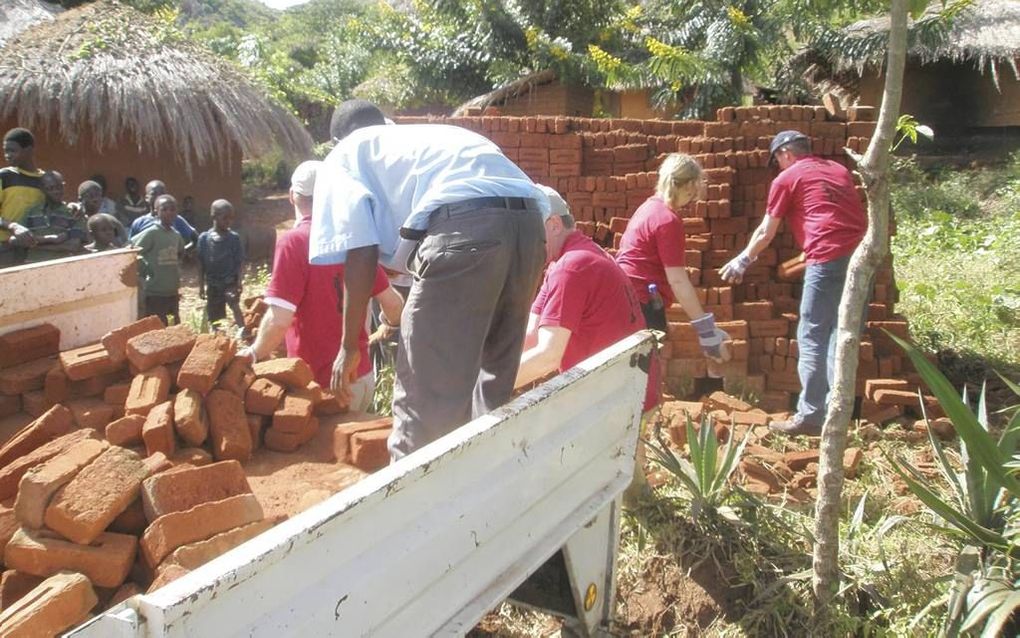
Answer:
[{"xmin": 891, "ymin": 155, "xmax": 1020, "ymax": 373}]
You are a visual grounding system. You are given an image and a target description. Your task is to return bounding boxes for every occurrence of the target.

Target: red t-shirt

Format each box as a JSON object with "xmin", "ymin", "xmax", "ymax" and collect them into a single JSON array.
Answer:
[
  {"xmin": 265, "ymin": 217, "xmax": 390, "ymax": 386},
  {"xmin": 614, "ymin": 195, "xmax": 687, "ymax": 305},
  {"xmin": 532, "ymin": 231, "xmax": 660, "ymax": 411},
  {"xmin": 767, "ymin": 156, "xmax": 867, "ymax": 263}
]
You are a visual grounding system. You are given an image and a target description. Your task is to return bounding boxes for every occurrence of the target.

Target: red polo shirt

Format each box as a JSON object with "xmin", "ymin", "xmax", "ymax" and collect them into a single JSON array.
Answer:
[
  {"xmin": 614, "ymin": 195, "xmax": 687, "ymax": 305},
  {"xmin": 767, "ymin": 155, "xmax": 867, "ymax": 263},
  {"xmin": 532, "ymin": 231, "xmax": 659, "ymax": 411},
  {"xmin": 265, "ymin": 216, "xmax": 389, "ymax": 386}
]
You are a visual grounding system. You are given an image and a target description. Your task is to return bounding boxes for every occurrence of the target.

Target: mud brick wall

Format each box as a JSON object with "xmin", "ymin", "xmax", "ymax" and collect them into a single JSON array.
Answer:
[{"xmin": 398, "ymin": 105, "xmax": 908, "ymax": 413}]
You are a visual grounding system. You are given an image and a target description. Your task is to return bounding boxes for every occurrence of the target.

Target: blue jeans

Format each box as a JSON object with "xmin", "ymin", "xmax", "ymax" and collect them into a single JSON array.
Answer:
[{"xmin": 796, "ymin": 255, "xmax": 852, "ymax": 426}]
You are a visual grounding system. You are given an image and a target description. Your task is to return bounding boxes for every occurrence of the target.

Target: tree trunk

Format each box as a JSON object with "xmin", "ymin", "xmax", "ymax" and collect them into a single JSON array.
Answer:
[{"xmin": 811, "ymin": 0, "xmax": 911, "ymax": 606}]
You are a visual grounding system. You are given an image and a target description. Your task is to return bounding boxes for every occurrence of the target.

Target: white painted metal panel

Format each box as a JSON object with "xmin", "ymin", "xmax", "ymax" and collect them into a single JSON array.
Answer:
[
  {"xmin": 69, "ymin": 332, "xmax": 652, "ymax": 637},
  {"xmin": 0, "ymin": 249, "xmax": 138, "ymax": 350}
]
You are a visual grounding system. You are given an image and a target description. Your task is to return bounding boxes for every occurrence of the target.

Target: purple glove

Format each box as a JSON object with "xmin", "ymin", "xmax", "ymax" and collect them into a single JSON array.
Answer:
[
  {"xmin": 720, "ymin": 250, "xmax": 755, "ymax": 283},
  {"xmin": 691, "ymin": 313, "xmax": 731, "ymax": 360}
]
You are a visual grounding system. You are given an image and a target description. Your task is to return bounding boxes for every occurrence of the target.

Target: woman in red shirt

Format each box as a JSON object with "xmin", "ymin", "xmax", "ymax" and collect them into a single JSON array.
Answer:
[{"xmin": 615, "ymin": 153, "xmax": 728, "ymax": 361}]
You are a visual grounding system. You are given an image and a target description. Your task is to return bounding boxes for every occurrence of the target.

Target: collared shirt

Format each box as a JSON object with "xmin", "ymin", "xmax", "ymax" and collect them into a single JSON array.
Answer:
[
  {"xmin": 131, "ymin": 223, "xmax": 185, "ymax": 296},
  {"xmin": 615, "ymin": 195, "xmax": 688, "ymax": 306},
  {"xmin": 309, "ymin": 124, "xmax": 550, "ymax": 267},
  {"xmin": 129, "ymin": 213, "xmax": 198, "ymax": 243}
]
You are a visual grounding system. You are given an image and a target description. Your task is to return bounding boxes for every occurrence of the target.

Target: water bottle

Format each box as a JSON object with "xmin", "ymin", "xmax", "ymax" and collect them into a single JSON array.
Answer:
[{"xmin": 647, "ymin": 284, "xmax": 664, "ymax": 312}]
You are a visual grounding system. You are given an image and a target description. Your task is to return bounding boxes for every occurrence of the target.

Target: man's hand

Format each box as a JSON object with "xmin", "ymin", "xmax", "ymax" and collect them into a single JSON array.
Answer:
[
  {"xmin": 330, "ymin": 345, "xmax": 361, "ymax": 404},
  {"xmin": 691, "ymin": 313, "xmax": 732, "ymax": 363},
  {"xmin": 719, "ymin": 250, "xmax": 755, "ymax": 284}
]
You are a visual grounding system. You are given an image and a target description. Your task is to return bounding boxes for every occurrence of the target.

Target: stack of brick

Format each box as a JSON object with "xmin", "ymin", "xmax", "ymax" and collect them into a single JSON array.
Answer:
[{"xmin": 396, "ymin": 106, "xmax": 917, "ymax": 418}]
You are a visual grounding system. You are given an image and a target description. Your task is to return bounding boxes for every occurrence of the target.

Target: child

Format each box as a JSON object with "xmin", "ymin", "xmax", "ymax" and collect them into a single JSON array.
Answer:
[
  {"xmin": 197, "ymin": 199, "xmax": 246, "ymax": 335},
  {"xmin": 117, "ymin": 176, "xmax": 146, "ymax": 224},
  {"xmin": 89, "ymin": 174, "xmax": 118, "ymax": 216},
  {"xmin": 0, "ymin": 128, "xmax": 45, "ymax": 266},
  {"xmin": 130, "ymin": 194, "xmax": 187, "ymax": 325},
  {"xmin": 84, "ymin": 213, "xmax": 121, "ymax": 252},
  {"xmin": 17, "ymin": 171, "xmax": 87, "ymax": 263},
  {"xmin": 78, "ymin": 180, "xmax": 127, "ymax": 246}
]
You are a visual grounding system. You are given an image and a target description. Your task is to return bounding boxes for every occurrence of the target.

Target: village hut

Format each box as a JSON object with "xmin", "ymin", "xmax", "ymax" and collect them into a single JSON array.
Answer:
[
  {"xmin": 800, "ymin": 0, "xmax": 1020, "ymax": 133},
  {"xmin": 0, "ymin": 0, "xmax": 312, "ymax": 229}
]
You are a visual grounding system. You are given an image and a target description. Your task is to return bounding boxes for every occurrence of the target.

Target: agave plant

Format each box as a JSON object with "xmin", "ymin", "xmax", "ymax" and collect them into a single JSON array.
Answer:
[
  {"xmin": 885, "ymin": 333, "xmax": 1020, "ymax": 636},
  {"xmin": 645, "ymin": 413, "xmax": 749, "ymax": 521}
]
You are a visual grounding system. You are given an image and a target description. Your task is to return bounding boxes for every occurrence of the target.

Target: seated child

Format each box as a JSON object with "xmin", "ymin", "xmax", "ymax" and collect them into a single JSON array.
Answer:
[
  {"xmin": 85, "ymin": 213, "xmax": 121, "ymax": 252},
  {"xmin": 17, "ymin": 171, "xmax": 87, "ymax": 263},
  {"xmin": 197, "ymin": 199, "xmax": 247, "ymax": 335},
  {"xmin": 130, "ymin": 194, "xmax": 187, "ymax": 325}
]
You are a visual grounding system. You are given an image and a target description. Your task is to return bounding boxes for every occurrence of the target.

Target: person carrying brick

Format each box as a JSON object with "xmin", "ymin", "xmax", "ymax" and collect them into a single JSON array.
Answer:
[
  {"xmin": 720, "ymin": 130, "xmax": 867, "ymax": 436},
  {"xmin": 197, "ymin": 199, "xmax": 247, "ymax": 336},
  {"xmin": 0, "ymin": 128, "xmax": 46, "ymax": 266},
  {"xmin": 311, "ymin": 100, "xmax": 549, "ymax": 459},
  {"xmin": 615, "ymin": 153, "xmax": 730, "ymax": 363},
  {"xmin": 17, "ymin": 171, "xmax": 88, "ymax": 263},
  {"xmin": 131, "ymin": 194, "xmax": 189, "ymax": 325},
  {"xmin": 239, "ymin": 161, "xmax": 404, "ymax": 412}
]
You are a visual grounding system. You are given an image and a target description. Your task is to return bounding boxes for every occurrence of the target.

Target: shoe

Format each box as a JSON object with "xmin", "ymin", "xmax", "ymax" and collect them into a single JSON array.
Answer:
[{"xmin": 768, "ymin": 417, "xmax": 823, "ymax": 436}]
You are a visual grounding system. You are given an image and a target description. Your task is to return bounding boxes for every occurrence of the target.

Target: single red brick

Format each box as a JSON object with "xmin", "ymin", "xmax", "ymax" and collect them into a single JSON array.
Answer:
[
  {"xmin": 873, "ymin": 388, "xmax": 921, "ymax": 408},
  {"xmin": 141, "ymin": 493, "xmax": 264, "ymax": 568},
  {"xmin": 314, "ymin": 389, "xmax": 348, "ymax": 416},
  {"xmin": 170, "ymin": 448, "xmax": 214, "ymax": 468},
  {"xmin": 0, "ymin": 324, "xmax": 60, "ymax": 369},
  {"xmin": 147, "ymin": 563, "xmax": 189, "ymax": 593},
  {"xmin": 15, "ymin": 438, "xmax": 110, "ymax": 528},
  {"xmin": 5, "ymin": 527, "xmax": 137, "ymax": 588},
  {"xmin": 0, "ymin": 356, "xmax": 56, "ymax": 395},
  {"xmin": 164, "ymin": 518, "xmax": 275, "ymax": 570},
  {"xmin": 206, "ymin": 390, "xmax": 253, "ymax": 462},
  {"xmin": 740, "ymin": 458, "xmax": 783, "ymax": 493},
  {"xmin": 0, "ymin": 428, "xmax": 100, "ymax": 500},
  {"xmin": 0, "ymin": 571, "xmax": 98, "ymax": 637},
  {"xmin": 105, "ymin": 414, "xmax": 146, "ymax": 447},
  {"xmin": 216, "ymin": 357, "xmax": 255, "ymax": 397},
  {"xmin": 177, "ymin": 333, "xmax": 236, "ymax": 395},
  {"xmin": 843, "ymin": 447, "xmax": 864, "ymax": 479},
  {"xmin": 142, "ymin": 401, "xmax": 176, "ymax": 458},
  {"xmin": 271, "ymin": 395, "xmax": 313, "ymax": 434},
  {"xmin": 124, "ymin": 366, "xmax": 171, "ymax": 417},
  {"xmin": 865, "ymin": 379, "xmax": 911, "ymax": 402},
  {"xmin": 0, "ymin": 394, "xmax": 20, "ymax": 419},
  {"xmin": 245, "ymin": 378, "xmax": 286, "ymax": 416},
  {"xmin": 44, "ymin": 446, "xmax": 148, "ymax": 545},
  {"xmin": 350, "ymin": 429, "xmax": 390, "ymax": 472},
  {"xmin": 173, "ymin": 389, "xmax": 208, "ymax": 447},
  {"xmin": 0, "ymin": 404, "xmax": 74, "ymax": 471},
  {"xmin": 705, "ymin": 391, "xmax": 753, "ymax": 414},
  {"xmin": 0, "ymin": 570, "xmax": 45, "ymax": 611},
  {"xmin": 333, "ymin": 417, "xmax": 392, "ymax": 462},
  {"xmin": 783, "ymin": 449, "xmax": 820, "ymax": 472},
  {"xmin": 252, "ymin": 357, "xmax": 314, "ymax": 389},
  {"xmin": 141, "ymin": 459, "xmax": 251, "ymax": 522},
  {"xmin": 125, "ymin": 325, "xmax": 197, "ymax": 372},
  {"xmin": 264, "ymin": 416, "xmax": 318, "ymax": 453},
  {"xmin": 296, "ymin": 381, "xmax": 324, "ymax": 405},
  {"xmin": 59, "ymin": 342, "xmax": 121, "ymax": 381},
  {"xmin": 102, "ymin": 315, "xmax": 164, "ymax": 364},
  {"xmin": 67, "ymin": 398, "xmax": 116, "ymax": 430},
  {"xmin": 44, "ymin": 364, "xmax": 70, "ymax": 404},
  {"xmin": 103, "ymin": 382, "xmax": 131, "ymax": 407}
]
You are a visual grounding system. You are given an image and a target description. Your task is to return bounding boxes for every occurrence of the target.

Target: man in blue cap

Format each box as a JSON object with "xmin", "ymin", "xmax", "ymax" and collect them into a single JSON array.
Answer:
[{"xmin": 719, "ymin": 130, "xmax": 867, "ymax": 436}]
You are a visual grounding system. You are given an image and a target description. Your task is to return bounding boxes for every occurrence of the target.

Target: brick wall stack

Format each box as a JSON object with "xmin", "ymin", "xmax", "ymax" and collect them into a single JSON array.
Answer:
[
  {"xmin": 0, "ymin": 318, "xmax": 387, "ymax": 626},
  {"xmin": 398, "ymin": 106, "xmax": 913, "ymax": 416}
]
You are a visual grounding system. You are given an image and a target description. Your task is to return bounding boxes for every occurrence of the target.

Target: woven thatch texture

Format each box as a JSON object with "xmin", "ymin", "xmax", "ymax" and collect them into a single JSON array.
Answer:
[
  {"xmin": 0, "ymin": 0, "xmax": 61, "ymax": 48},
  {"xmin": 835, "ymin": 0, "xmax": 1020, "ymax": 78},
  {"xmin": 0, "ymin": 0, "xmax": 312, "ymax": 171}
]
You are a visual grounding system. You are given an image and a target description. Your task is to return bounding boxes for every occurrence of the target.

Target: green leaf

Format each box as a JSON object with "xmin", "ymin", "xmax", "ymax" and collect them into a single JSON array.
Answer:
[
  {"xmin": 909, "ymin": 0, "xmax": 932, "ymax": 19},
  {"xmin": 889, "ymin": 332, "xmax": 1020, "ymax": 499}
]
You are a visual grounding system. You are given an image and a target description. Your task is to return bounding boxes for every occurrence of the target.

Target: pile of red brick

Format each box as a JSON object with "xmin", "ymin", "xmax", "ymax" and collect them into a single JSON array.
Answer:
[
  {"xmin": 397, "ymin": 108, "xmax": 927, "ymax": 419},
  {"xmin": 0, "ymin": 318, "xmax": 394, "ymax": 634}
]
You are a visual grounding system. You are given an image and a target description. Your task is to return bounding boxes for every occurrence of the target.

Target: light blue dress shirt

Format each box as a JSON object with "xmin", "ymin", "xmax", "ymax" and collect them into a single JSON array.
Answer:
[
  {"xmin": 309, "ymin": 124, "xmax": 551, "ymax": 267},
  {"xmin": 128, "ymin": 213, "xmax": 197, "ymax": 243}
]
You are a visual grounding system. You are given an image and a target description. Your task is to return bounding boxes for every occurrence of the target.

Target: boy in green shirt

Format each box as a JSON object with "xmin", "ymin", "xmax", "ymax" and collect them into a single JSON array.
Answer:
[{"xmin": 131, "ymin": 194, "xmax": 188, "ymax": 325}]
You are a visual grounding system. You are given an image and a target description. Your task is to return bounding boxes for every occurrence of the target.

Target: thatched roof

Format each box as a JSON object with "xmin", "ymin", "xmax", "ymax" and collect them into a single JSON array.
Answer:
[
  {"xmin": 452, "ymin": 70, "xmax": 557, "ymax": 117},
  {"xmin": 0, "ymin": 0, "xmax": 61, "ymax": 48},
  {"xmin": 826, "ymin": 0, "xmax": 1020, "ymax": 78},
  {"xmin": 0, "ymin": 0, "xmax": 312, "ymax": 171}
]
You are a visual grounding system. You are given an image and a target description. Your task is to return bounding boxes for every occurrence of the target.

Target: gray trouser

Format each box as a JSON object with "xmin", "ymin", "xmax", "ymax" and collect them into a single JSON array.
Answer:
[{"xmin": 388, "ymin": 205, "xmax": 546, "ymax": 460}]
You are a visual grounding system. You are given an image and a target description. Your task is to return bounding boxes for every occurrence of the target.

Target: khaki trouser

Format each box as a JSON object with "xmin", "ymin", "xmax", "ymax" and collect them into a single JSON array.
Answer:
[{"xmin": 388, "ymin": 204, "xmax": 545, "ymax": 460}]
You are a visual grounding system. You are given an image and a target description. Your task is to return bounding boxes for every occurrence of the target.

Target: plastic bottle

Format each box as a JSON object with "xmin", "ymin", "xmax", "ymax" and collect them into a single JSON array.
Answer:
[{"xmin": 647, "ymin": 284, "xmax": 664, "ymax": 312}]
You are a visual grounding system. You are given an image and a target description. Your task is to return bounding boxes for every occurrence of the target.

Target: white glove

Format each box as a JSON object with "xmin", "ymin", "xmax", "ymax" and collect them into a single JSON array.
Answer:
[
  {"xmin": 692, "ymin": 313, "xmax": 732, "ymax": 361},
  {"xmin": 720, "ymin": 250, "xmax": 755, "ymax": 284}
]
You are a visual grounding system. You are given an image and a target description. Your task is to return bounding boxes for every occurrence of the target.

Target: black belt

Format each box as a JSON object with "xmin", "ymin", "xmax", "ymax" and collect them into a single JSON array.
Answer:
[{"xmin": 400, "ymin": 197, "xmax": 541, "ymax": 240}]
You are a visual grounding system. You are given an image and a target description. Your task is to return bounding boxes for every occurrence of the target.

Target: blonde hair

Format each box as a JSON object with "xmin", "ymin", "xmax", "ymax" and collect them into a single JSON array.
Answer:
[{"xmin": 656, "ymin": 153, "xmax": 703, "ymax": 210}]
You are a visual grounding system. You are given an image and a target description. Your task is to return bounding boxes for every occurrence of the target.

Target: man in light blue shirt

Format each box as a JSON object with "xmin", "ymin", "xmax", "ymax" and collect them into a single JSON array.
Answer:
[{"xmin": 310, "ymin": 100, "xmax": 549, "ymax": 460}]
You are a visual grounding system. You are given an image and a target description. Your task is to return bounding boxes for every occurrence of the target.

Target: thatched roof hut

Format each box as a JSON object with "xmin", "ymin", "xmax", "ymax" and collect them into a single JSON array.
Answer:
[
  {"xmin": 801, "ymin": 0, "xmax": 1020, "ymax": 131},
  {"xmin": 0, "ymin": 0, "xmax": 61, "ymax": 49},
  {"xmin": 0, "ymin": 0, "xmax": 312, "ymax": 227}
]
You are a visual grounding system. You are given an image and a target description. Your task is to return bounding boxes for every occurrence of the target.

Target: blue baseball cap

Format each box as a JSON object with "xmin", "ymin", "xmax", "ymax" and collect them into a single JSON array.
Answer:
[{"xmin": 769, "ymin": 130, "xmax": 809, "ymax": 165}]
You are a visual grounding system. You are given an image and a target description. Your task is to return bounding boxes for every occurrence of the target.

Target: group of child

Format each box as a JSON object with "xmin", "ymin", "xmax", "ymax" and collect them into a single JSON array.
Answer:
[{"xmin": 0, "ymin": 127, "xmax": 248, "ymax": 335}]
